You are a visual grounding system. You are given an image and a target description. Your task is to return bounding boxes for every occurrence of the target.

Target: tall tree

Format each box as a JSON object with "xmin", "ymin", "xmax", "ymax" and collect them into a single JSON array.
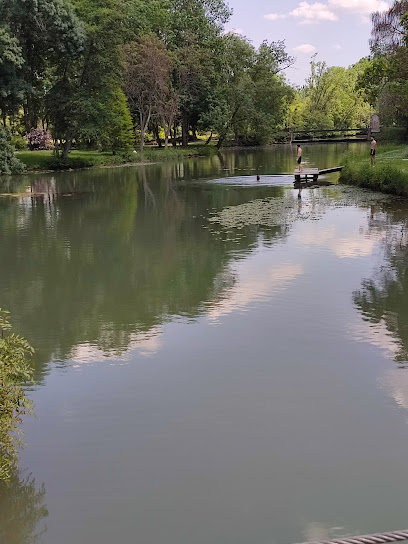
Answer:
[
  {"xmin": 46, "ymin": 0, "xmax": 133, "ymax": 158},
  {"xmin": 203, "ymin": 34, "xmax": 293, "ymax": 147},
  {"xmin": 123, "ymin": 34, "xmax": 172, "ymax": 151},
  {"xmin": 164, "ymin": 0, "xmax": 231, "ymax": 146},
  {"xmin": 288, "ymin": 56, "xmax": 371, "ymax": 130},
  {"xmin": 0, "ymin": 24, "xmax": 25, "ymax": 126},
  {"xmin": 358, "ymin": 1, "xmax": 408, "ymax": 127},
  {"xmin": 0, "ymin": 0, "xmax": 85, "ymax": 131}
]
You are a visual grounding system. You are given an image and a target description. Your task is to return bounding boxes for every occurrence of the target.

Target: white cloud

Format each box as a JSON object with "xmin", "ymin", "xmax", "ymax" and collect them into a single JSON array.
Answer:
[
  {"xmin": 293, "ymin": 43, "xmax": 318, "ymax": 54},
  {"xmin": 328, "ymin": 0, "xmax": 389, "ymax": 13},
  {"xmin": 264, "ymin": 0, "xmax": 388, "ymax": 25},
  {"xmin": 291, "ymin": 1, "xmax": 338, "ymax": 22},
  {"xmin": 264, "ymin": 13, "xmax": 287, "ymax": 20},
  {"xmin": 333, "ymin": 43, "xmax": 342, "ymax": 49}
]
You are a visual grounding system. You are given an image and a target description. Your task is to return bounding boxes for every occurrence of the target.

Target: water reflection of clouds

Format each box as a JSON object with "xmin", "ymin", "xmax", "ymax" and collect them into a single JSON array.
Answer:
[
  {"xmin": 69, "ymin": 327, "xmax": 162, "ymax": 366},
  {"xmin": 382, "ymin": 369, "xmax": 408, "ymax": 412},
  {"xmin": 295, "ymin": 225, "xmax": 384, "ymax": 259},
  {"xmin": 352, "ymin": 318, "xmax": 401, "ymax": 362},
  {"xmin": 351, "ymin": 318, "xmax": 408, "ymax": 414},
  {"xmin": 207, "ymin": 259, "xmax": 303, "ymax": 322}
]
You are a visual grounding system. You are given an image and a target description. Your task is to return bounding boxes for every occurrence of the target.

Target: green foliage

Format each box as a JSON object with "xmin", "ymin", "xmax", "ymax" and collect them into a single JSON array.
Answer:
[
  {"xmin": 1, "ymin": 0, "xmax": 86, "ymax": 131},
  {"xmin": 0, "ymin": 126, "xmax": 25, "ymax": 174},
  {"xmin": 377, "ymin": 126, "xmax": 408, "ymax": 140},
  {"xmin": 340, "ymin": 144, "xmax": 408, "ymax": 196},
  {"xmin": 203, "ymin": 34, "xmax": 293, "ymax": 147},
  {"xmin": 0, "ymin": 309, "xmax": 34, "ymax": 481},
  {"xmin": 16, "ymin": 145, "xmax": 216, "ymax": 171},
  {"xmin": 0, "ymin": 24, "xmax": 25, "ymax": 120},
  {"xmin": 356, "ymin": 56, "xmax": 389, "ymax": 106},
  {"xmin": 10, "ymin": 134, "xmax": 27, "ymax": 150},
  {"xmin": 0, "ymin": 0, "xmax": 294, "ymax": 161},
  {"xmin": 100, "ymin": 88, "xmax": 135, "ymax": 152},
  {"xmin": 288, "ymin": 56, "xmax": 372, "ymax": 130},
  {"xmin": 360, "ymin": 1, "xmax": 408, "ymax": 127}
]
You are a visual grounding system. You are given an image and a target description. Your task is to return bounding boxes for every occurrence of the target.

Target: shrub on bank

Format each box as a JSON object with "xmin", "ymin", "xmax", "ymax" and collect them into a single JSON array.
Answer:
[
  {"xmin": 340, "ymin": 161, "xmax": 408, "ymax": 196},
  {"xmin": 0, "ymin": 127, "xmax": 25, "ymax": 175},
  {"xmin": 0, "ymin": 310, "xmax": 34, "ymax": 481},
  {"xmin": 376, "ymin": 127, "xmax": 408, "ymax": 142}
]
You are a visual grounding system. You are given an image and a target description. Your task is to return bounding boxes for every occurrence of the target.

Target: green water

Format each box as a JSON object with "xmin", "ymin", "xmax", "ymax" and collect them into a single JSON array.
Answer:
[{"xmin": 2, "ymin": 144, "xmax": 408, "ymax": 544}]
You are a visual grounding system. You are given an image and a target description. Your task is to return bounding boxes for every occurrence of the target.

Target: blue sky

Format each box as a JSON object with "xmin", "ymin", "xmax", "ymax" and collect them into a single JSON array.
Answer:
[{"xmin": 224, "ymin": 0, "xmax": 390, "ymax": 85}]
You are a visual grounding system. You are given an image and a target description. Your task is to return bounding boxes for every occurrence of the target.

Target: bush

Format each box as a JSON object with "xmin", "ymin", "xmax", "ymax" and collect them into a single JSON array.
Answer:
[
  {"xmin": 376, "ymin": 127, "xmax": 408, "ymax": 142},
  {"xmin": 25, "ymin": 128, "xmax": 52, "ymax": 150},
  {"xmin": 0, "ymin": 127, "xmax": 25, "ymax": 175},
  {"xmin": 10, "ymin": 134, "xmax": 28, "ymax": 150},
  {"xmin": 0, "ymin": 309, "xmax": 34, "ymax": 481},
  {"xmin": 340, "ymin": 161, "xmax": 408, "ymax": 197}
]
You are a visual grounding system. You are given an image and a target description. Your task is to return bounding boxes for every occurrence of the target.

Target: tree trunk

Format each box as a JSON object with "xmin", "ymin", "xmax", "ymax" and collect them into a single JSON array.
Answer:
[
  {"xmin": 153, "ymin": 124, "xmax": 162, "ymax": 147},
  {"xmin": 62, "ymin": 138, "xmax": 72, "ymax": 160},
  {"xmin": 181, "ymin": 113, "xmax": 189, "ymax": 148},
  {"xmin": 23, "ymin": 105, "xmax": 30, "ymax": 133},
  {"xmin": 172, "ymin": 122, "xmax": 177, "ymax": 146},
  {"xmin": 164, "ymin": 123, "xmax": 170, "ymax": 149},
  {"xmin": 205, "ymin": 131, "xmax": 213, "ymax": 145},
  {"xmin": 217, "ymin": 133, "xmax": 225, "ymax": 149},
  {"xmin": 54, "ymin": 139, "xmax": 60, "ymax": 159},
  {"xmin": 140, "ymin": 126, "xmax": 146, "ymax": 152},
  {"xmin": 140, "ymin": 108, "xmax": 151, "ymax": 152}
]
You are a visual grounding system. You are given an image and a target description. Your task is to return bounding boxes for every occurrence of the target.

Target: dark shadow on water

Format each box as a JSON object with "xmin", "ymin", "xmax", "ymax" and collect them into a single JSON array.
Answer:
[{"xmin": 0, "ymin": 469, "xmax": 48, "ymax": 544}]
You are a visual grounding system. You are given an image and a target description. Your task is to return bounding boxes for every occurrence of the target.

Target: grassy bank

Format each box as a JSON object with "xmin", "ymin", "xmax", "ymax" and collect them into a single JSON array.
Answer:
[
  {"xmin": 339, "ymin": 144, "xmax": 408, "ymax": 196},
  {"xmin": 16, "ymin": 145, "xmax": 216, "ymax": 172}
]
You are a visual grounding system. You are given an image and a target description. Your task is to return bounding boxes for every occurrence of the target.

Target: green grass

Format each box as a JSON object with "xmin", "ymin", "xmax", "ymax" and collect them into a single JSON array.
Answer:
[
  {"xmin": 339, "ymin": 143, "xmax": 408, "ymax": 197},
  {"xmin": 16, "ymin": 145, "xmax": 217, "ymax": 172}
]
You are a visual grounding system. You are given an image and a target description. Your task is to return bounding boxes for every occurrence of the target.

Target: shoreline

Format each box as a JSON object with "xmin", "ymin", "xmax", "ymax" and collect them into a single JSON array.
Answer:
[
  {"xmin": 13, "ymin": 146, "xmax": 217, "ymax": 175},
  {"xmin": 339, "ymin": 144, "xmax": 408, "ymax": 197}
]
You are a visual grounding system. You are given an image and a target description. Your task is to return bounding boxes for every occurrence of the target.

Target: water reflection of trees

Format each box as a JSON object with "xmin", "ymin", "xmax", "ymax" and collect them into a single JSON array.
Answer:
[
  {"xmin": 0, "ymin": 470, "xmax": 48, "ymax": 544},
  {"xmin": 353, "ymin": 205, "xmax": 408, "ymax": 366},
  {"xmin": 0, "ymin": 162, "xmax": 287, "ymax": 379}
]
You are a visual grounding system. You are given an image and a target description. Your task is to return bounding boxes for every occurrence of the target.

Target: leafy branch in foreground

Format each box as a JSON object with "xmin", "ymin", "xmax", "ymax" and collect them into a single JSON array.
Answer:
[{"xmin": 0, "ymin": 309, "xmax": 34, "ymax": 481}]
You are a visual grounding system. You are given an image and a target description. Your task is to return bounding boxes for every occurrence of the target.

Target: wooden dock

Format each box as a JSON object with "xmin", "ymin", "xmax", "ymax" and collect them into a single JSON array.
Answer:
[
  {"xmin": 294, "ymin": 166, "xmax": 344, "ymax": 183},
  {"xmin": 294, "ymin": 168, "xmax": 319, "ymax": 182}
]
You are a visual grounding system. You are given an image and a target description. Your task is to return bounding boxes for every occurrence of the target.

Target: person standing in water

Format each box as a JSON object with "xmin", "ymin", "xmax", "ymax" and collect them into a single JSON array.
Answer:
[
  {"xmin": 297, "ymin": 144, "xmax": 303, "ymax": 172},
  {"xmin": 370, "ymin": 137, "xmax": 377, "ymax": 166}
]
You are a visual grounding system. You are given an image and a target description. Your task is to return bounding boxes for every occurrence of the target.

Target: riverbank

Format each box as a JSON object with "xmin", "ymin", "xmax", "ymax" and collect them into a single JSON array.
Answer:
[
  {"xmin": 16, "ymin": 145, "xmax": 217, "ymax": 172},
  {"xmin": 339, "ymin": 144, "xmax": 408, "ymax": 196}
]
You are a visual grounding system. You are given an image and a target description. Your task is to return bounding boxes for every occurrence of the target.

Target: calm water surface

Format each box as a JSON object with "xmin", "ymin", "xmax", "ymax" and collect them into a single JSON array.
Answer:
[{"xmin": 2, "ymin": 144, "xmax": 408, "ymax": 544}]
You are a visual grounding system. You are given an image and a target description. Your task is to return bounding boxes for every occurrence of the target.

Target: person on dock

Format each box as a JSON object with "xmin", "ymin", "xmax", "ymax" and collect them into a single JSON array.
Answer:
[
  {"xmin": 297, "ymin": 145, "xmax": 303, "ymax": 172},
  {"xmin": 370, "ymin": 137, "xmax": 377, "ymax": 166},
  {"xmin": 256, "ymin": 175, "xmax": 260, "ymax": 182}
]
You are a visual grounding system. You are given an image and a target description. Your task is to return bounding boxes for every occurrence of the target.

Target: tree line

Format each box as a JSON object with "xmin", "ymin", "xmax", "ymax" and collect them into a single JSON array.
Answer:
[
  {"xmin": 356, "ymin": 0, "xmax": 408, "ymax": 133},
  {"xmin": 0, "ymin": 0, "xmax": 295, "ymax": 159}
]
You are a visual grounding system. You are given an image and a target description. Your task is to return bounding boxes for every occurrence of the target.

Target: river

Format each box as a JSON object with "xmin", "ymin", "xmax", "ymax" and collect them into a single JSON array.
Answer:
[{"xmin": 1, "ymin": 143, "xmax": 408, "ymax": 544}]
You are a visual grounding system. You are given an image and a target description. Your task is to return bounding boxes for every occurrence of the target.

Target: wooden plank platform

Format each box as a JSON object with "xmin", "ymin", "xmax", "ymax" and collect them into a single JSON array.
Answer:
[
  {"xmin": 294, "ymin": 168, "xmax": 319, "ymax": 182},
  {"xmin": 294, "ymin": 166, "xmax": 344, "ymax": 183},
  {"xmin": 318, "ymin": 166, "xmax": 344, "ymax": 174}
]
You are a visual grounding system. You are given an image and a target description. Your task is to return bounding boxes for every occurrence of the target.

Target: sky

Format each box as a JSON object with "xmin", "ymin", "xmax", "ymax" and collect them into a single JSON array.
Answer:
[{"xmin": 224, "ymin": 0, "xmax": 391, "ymax": 86}]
